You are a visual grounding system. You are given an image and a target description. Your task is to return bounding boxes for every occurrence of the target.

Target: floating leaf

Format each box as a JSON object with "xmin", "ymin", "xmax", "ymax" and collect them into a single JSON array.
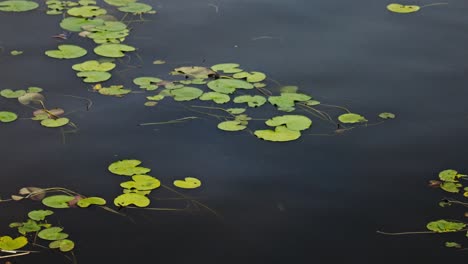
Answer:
[
  {"xmin": 41, "ymin": 118, "xmax": 70, "ymax": 128},
  {"xmin": 122, "ymin": 189, "xmax": 151, "ymax": 195},
  {"xmin": 170, "ymin": 87, "xmax": 203, "ymax": 101},
  {"xmin": 98, "ymin": 85, "xmax": 131, "ymax": 96},
  {"xmin": 211, "ymin": 63, "xmax": 243, "ymax": 73},
  {"xmin": 1, "ymin": 89, "xmax": 26, "ymax": 98},
  {"xmin": 146, "ymin": 95, "xmax": 164, "ymax": 101},
  {"xmin": 440, "ymin": 182, "xmax": 462, "ymax": 193},
  {"xmin": 338, "ymin": 113, "xmax": 368, "ymax": 124},
  {"xmin": 199, "ymin": 92, "xmax": 230, "ymax": 104},
  {"xmin": 114, "ymin": 193, "xmax": 150, "ymax": 207},
  {"xmin": 0, "ymin": 111, "xmax": 18, "ymax": 123},
  {"xmin": 445, "ymin": 242, "xmax": 462, "ymax": 248},
  {"xmin": 104, "ymin": 0, "xmax": 136, "ymax": 6},
  {"xmin": 33, "ymin": 108, "xmax": 64, "ymax": 117},
  {"xmin": 10, "ymin": 50, "xmax": 23, "ymax": 56},
  {"xmin": 72, "ymin": 60, "xmax": 115, "ymax": 72},
  {"xmin": 118, "ymin": 2, "xmax": 154, "ymax": 14},
  {"xmin": 18, "ymin": 93, "xmax": 44, "ymax": 105},
  {"xmin": 386, "ymin": 3, "xmax": 420, "ymax": 13},
  {"xmin": 94, "ymin": 43, "xmax": 136, "ymax": 58},
  {"xmin": 28, "ymin": 210, "xmax": 53, "ymax": 221},
  {"xmin": 305, "ymin": 100, "xmax": 320, "ymax": 106},
  {"xmin": 172, "ymin": 66, "xmax": 216, "ymax": 79},
  {"xmin": 0, "ymin": 236, "xmax": 27, "ymax": 250},
  {"xmin": 233, "ymin": 71, "xmax": 266, "ymax": 82},
  {"xmin": 144, "ymin": 101, "xmax": 157, "ymax": 107},
  {"xmin": 217, "ymin": 121, "xmax": 246, "ymax": 131},
  {"xmin": 67, "ymin": 5, "xmax": 107, "ymax": 17},
  {"xmin": 45, "ymin": 45, "xmax": 87, "ymax": 59},
  {"xmin": 379, "ymin": 112, "xmax": 396, "ymax": 119},
  {"xmin": 426, "ymin": 220, "xmax": 466, "ymax": 233},
  {"xmin": 77, "ymin": 197, "xmax": 106, "ymax": 208},
  {"xmin": 42, "ymin": 195, "xmax": 74, "ymax": 208},
  {"xmin": 153, "ymin": 59, "xmax": 166, "ymax": 65},
  {"xmin": 27, "ymin": 86, "xmax": 43, "ymax": 93},
  {"xmin": 120, "ymin": 175, "xmax": 161, "ymax": 191},
  {"xmin": 0, "ymin": 0, "xmax": 38, "ymax": 12},
  {"xmin": 439, "ymin": 169, "xmax": 459, "ymax": 182},
  {"xmin": 38, "ymin": 227, "xmax": 69, "ymax": 241},
  {"xmin": 77, "ymin": 71, "xmax": 111, "ymax": 83},
  {"xmin": 173, "ymin": 177, "xmax": 201, "ymax": 189},
  {"xmin": 60, "ymin": 17, "xmax": 104, "ymax": 32},
  {"xmin": 207, "ymin": 79, "xmax": 254, "ymax": 94},
  {"xmin": 254, "ymin": 125, "xmax": 301, "ymax": 142},
  {"xmin": 17, "ymin": 220, "xmax": 41, "ymax": 235},
  {"xmin": 265, "ymin": 115, "xmax": 312, "ymax": 131},
  {"xmin": 268, "ymin": 93, "xmax": 311, "ymax": 112},
  {"xmin": 233, "ymin": 95, "xmax": 266, "ymax": 107},
  {"xmin": 133, "ymin": 77, "xmax": 161, "ymax": 90},
  {"xmin": 108, "ymin": 159, "xmax": 150, "ymax": 176},
  {"xmin": 227, "ymin": 108, "xmax": 246, "ymax": 114},
  {"xmin": 280, "ymin": 86, "xmax": 298, "ymax": 93},
  {"xmin": 49, "ymin": 239, "xmax": 75, "ymax": 252}
]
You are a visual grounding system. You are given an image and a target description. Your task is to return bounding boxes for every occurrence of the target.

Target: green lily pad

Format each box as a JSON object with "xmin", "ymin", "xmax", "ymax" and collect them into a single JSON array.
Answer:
[
  {"xmin": 227, "ymin": 108, "xmax": 246, "ymax": 114},
  {"xmin": 28, "ymin": 210, "xmax": 53, "ymax": 221},
  {"xmin": 67, "ymin": 5, "xmax": 107, "ymax": 17},
  {"xmin": 77, "ymin": 197, "xmax": 106, "ymax": 208},
  {"xmin": 170, "ymin": 87, "xmax": 203, "ymax": 101},
  {"xmin": 41, "ymin": 118, "xmax": 70, "ymax": 128},
  {"xmin": 98, "ymin": 85, "xmax": 131, "ymax": 96},
  {"xmin": 173, "ymin": 177, "xmax": 201, "ymax": 189},
  {"xmin": 60, "ymin": 17, "xmax": 104, "ymax": 32},
  {"xmin": 133, "ymin": 77, "xmax": 162, "ymax": 90},
  {"xmin": 439, "ymin": 169, "xmax": 459, "ymax": 182},
  {"xmin": 79, "ymin": 0, "xmax": 96, "ymax": 5},
  {"xmin": 38, "ymin": 227, "xmax": 69, "ymax": 241},
  {"xmin": 305, "ymin": 100, "xmax": 320, "ymax": 106},
  {"xmin": 122, "ymin": 189, "xmax": 151, "ymax": 195},
  {"xmin": 172, "ymin": 66, "xmax": 216, "ymax": 79},
  {"xmin": 114, "ymin": 193, "xmax": 150, "ymax": 207},
  {"xmin": 0, "ymin": 111, "xmax": 18, "ymax": 123},
  {"xmin": 338, "ymin": 113, "xmax": 368, "ymax": 124},
  {"xmin": 108, "ymin": 159, "xmax": 150, "ymax": 176},
  {"xmin": 207, "ymin": 79, "xmax": 254, "ymax": 94},
  {"xmin": 199, "ymin": 92, "xmax": 230, "ymax": 104},
  {"xmin": 387, "ymin": 3, "xmax": 420, "ymax": 13},
  {"xmin": 233, "ymin": 71, "xmax": 266, "ymax": 83},
  {"xmin": 147, "ymin": 95, "xmax": 165, "ymax": 101},
  {"xmin": 378, "ymin": 112, "xmax": 396, "ymax": 119},
  {"xmin": 42, "ymin": 195, "xmax": 74, "ymax": 208},
  {"xmin": 268, "ymin": 93, "xmax": 311, "ymax": 112},
  {"xmin": 49, "ymin": 239, "xmax": 75, "ymax": 252},
  {"xmin": 426, "ymin": 220, "xmax": 466, "ymax": 233},
  {"xmin": 118, "ymin": 2, "xmax": 154, "ymax": 14},
  {"xmin": 45, "ymin": 45, "xmax": 87, "ymax": 59},
  {"xmin": 254, "ymin": 125, "xmax": 301, "ymax": 142},
  {"xmin": 211, "ymin": 63, "xmax": 243, "ymax": 73},
  {"xmin": 72, "ymin": 60, "xmax": 116, "ymax": 72},
  {"xmin": 1, "ymin": 89, "xmax": 26, "ymax": 98},
  {"xmin": 233, "ymin": 95, "xmax": 266, "ymax": 107},
  {"xmin": 94, "ymin": 43, "xmax": 136, "ymax": 58},
  {"xmin": 0, "ymin": 236, "xmax": 27, "ymax": 250},
  {"xmin": 10, "ymin": 50, "xmax": 23, "ymax": 55},
  {"xmin": 280, "ymin": 86, "xmax": 298, "ymax": 93},
  {"xmin": 16, "ymin": 220, "xmax": 41, "ymax": 235},
  {"xmin": 77, "ymin": 71, "xmax": 111, "ymax": 83},
  {"xmin": 104, "ymin": 0, "xmax": 136, "ymax": 6},
  {"xmin": 265, "ymin": 115, "xmax": 312, "ymax": 131},
  {"xmin": 217, "ymin": 120, "xmax": 246, "ymax": 131},
  {"xmin": 440, "ymin": 182, "xmax": 462, "ymax": 193},
  {"xmin": 120, "ymin": 175, "xmax": 161, "ymax": 191},
  {"xmin": 445, "ymin": 242, "xmax": 462, "ymax": 248},
  {"xmin": 0, "ymin": 0, "xmax": 38, "ymax": 11},
  {"xmin": 27, "ymin": 86, "xmax": 43, "ymax": 93}
]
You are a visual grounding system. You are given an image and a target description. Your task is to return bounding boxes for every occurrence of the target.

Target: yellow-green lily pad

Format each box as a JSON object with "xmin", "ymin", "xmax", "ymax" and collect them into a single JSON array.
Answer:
[
  {"xmin": 426, "ymin": 220, "xmax": 466, "ymax": 233},
  {"xmin": 265, "ymin": 115, "xmax": 312, "ymax": 131},
  {"xmin": 38, "ymin": 227, "xmax": 69, "ymax": 241},
  {"xmin": 49, "ymin": 239, "xmax": 75, "ymax": 252},
  {"xmin": 42, "ymin": 195, "xmax": 74, "ymax": 208},
  {"xmin": 45, "ymin": 45, "xmax": 87, "ymax": 59},
  {"xmin": 386, "ymin": 3, "xmax": 420, "ymax": 13},
  {"xmin": 207, "ymin": 79, "xmax": 254, "ymax": 94},
  {"xmin": 338, "ymin": 113, "xmax": 367, "ymax": 124},
  {"xmin": 114, "ymin": 193, "xmax": 150, "ymax": 207},
  {"xmin": 199, "ymin": 92, "xmax": 230, "ymax": 104},
  {"xmin": 77, "ymin": 71, "xmax": 112, "ymax": 83},
  {"xmin": 211, "ymin": 63, "xmax": 243, "ymax": 73},
  {"xmin": 77, "ymin": 197, "xmax": 106, "ymax": 208},
  {"xmin": 0, "ymin": 111, "xmax": 18, "ymax": 123},
  {"xmin": 108, "ymin": 159, "xmax": 150, "ymax": 176},
  {"xmin": 28, "ymin": 210, "xmax": 53, "ymax": 221},
  {"xmin": 173, "ymin": 177, "xmax": 201, "ymax": 189},
  {"xmin": 41, "ymin": 118, "xmax": 70, "ymax": 128},
  {"xmin": 254, "ymin": 125, "xmax": 301, "ymax": 142},
  {"xmin": 1, "ymin": 89, "xmax": 26, "ymax": 98},
  {"xmin": 217, "ymin": 120, "xmax": 246, "ymax": 131},
  {"xmin": 233, "ymin": 95, "xmax": 266, "ymax": 107},
  {"xmin": 94, "ymin": 43, "xmax": 136, "ymax": 58},
  {"xmin": 233, "ymin": 71, "xmax": 266, "ymax": 82},
  {"xmin": 0, "ymin": 236, "xmax": 27, "ymax": 250},
  {"xmin": 120, "ymin": 175, "xmax": 161, "ymax": 191}
]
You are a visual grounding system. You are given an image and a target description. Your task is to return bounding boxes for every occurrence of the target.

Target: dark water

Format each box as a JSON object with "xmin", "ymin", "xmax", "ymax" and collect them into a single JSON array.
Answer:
[{"xmin": 1, "ymin": 0, "xmax": 468, "ymax": 263}]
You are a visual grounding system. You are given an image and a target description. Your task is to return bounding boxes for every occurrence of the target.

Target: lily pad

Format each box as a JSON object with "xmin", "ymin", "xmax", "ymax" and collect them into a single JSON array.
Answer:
[
  {"xmin": 77, "ymin": 197, "xmax": 106, "ymax": 208},
  {"xmin": 268, "ymin": 93, "xmax": 311, "ymax": 112},
  {"xmin": 118, "ymin": 2, "xmax": 154, "ymax": 14},
  {"xmin": 49, "ymin": 239, "xmax": 75, "ymax": 252},
  {"xmin": 114, "ymin": 193, "xmax": 150, "ymax": 207},
  {"xmin": 0, "ymin": 111, "xmax": 18, "ymax": 123},
  {"xmin": 265, "ymin": 115, "xmax": 312, "ymax": 131},
  {"xmin": 445, "ymin": 242, "xmax": 462, "ymax": 248},
  {"xmin": 207, "ymin": 79, "xmax": 254, "ymax": 94},
  {"xmin": 386, "ymin": 3, "xmax": 420, "ymax": 13},
  {"xmin": 426, "ymin": 220, "xmax": 466, "ymax": 233},
  {"xmin": 173, "ymin": 177, "xmax": 201, "ymax": 189},
  {"xmin": 10, "ymin": 50, "xmax": 23, "ymax": 55},
  {"xmin": 94, "ymin": 43, "xmax": 136, "ymax": 58},
  {"xmin": 38, "ymin": 227, "xmax": 69, "ymax": 241},
  {"xmin": 0, "ymin": 236, "xmax": 27, "ymax": 250},
  {"xmin": 338, "ymin": 113, "xmax": 368, "ymax": 124},
  {"xmin": 16, "ymin": 220, "xmax": 41, "ymax": 235},
  {"xmin": 439, "ymin": 169, "xmax": 459, "ymax": 182},
  {"xmin": 67, "ymin": 5, "xmax": 107, "ymax": 17},
  {"xmin": 108, "ymin": 159, "xmax": 150, "ymax": 176},
  {"xmin": 233, "ymin": 95, "xmax": 266, "ymax": 107},
  {"xmin": 42, "ymin": 195, "xmax": 74, "ymax": 208},
  {"xmin": 45, "ymin": 45, "xmax": 87, "ymax": 59},
  {"xmin": 104, "ymin": 0, "xmax": 136, "ymax": 6},
  {"xmin": 280, "ymin": 86, "xmax": 298, "ymax": 93},
  {"xmin": 172, "ymin": 66, "xmax": 216, "ymax": 79},
  {"xmin": 233, "ymin": 71, "xmax": 266, "ymax": 83},
  {"xmin": 28, "ymin": 210, "xmax": 53, "ymax": 221},
  {"xmin": 1, "ymin": 89, "xmax": 26, "ymax": 98},
  {"xmin": 440, "ymin": 182, "xmax": 462, "ymax": 193},
  {"xmin": 199, "ymin": 92, "xmax": 230, "ymax": 104},
  {"xmin": 227, "ymin": 108, "xmax": 246, "ymax": 114},
  {"xmin": 254, "ymin": 125, "xmax": 301, "ymax": 142},
  {"xmin": 133, "ymin": 77, "xmax": 161, "ymax": 90},
  {"xmin": 211, "ymin": 63, "xmax": 243, "ymax": 73},
  {"xmin": 77, "ymin": 71, "xmax": 111, "ymax": 83},
  {"xmin": 120, "ymin": 175, "xmax": 161, "ymax": 191},
  {"xmin": 0, "ymin": 0, "xmax": 38, "ymax": 12},
  {"xmin": 217, "ymin": 120, "xmax": 246, "ymax": 131},
  {"xmin": 41, "ymin": 118, "xmax": 70, "ymax": 128},
  {"xmin": 60, "ymin": 17, "xmax": 104, "ymax": 32},
  {"xmin": 27, "ymin": 86, "xmax": 43, "ymax": 93},
  {"xmin": 98, "ymin": 85, "xmax": 131, "ymax": 96},
  {"xmin": 170, "ymin": 87, "xmax": 203, "ymax": 101},
  {"xmin": 72, "ymin": 60, "xmax": 115, "ymax": 71},
  {"xmin": 378, "ymin": 112, "xmax": 396, "ymax": 119}
]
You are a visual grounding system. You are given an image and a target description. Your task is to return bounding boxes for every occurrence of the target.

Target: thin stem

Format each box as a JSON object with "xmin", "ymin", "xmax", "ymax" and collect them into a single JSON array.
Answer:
[
  {"xmin": 61, "ymin": 94, "xmax": 93, "ymax": 110},
  {"xmin": 420, "ymin": 2, "xmax": 448, "ymax": 8},
  {"xmin": 190, "ymin": 105, "xmax": 236, "ymax": 117},
  {"xmin": 376, "ymin": 230, "xmax": 437, "ymax": 235},
  {"xmin": 139, "ymin": 117, "xmax": 200, "ymax": 126},
  {"xmin": 320, "ymin": 103, "xmax": 351, "ymax": 113},
  {"xmin": 0, "ymin": 251, "xmax": 30, "ymax": 259},
  {"xmin": 161, "ymin": 185, "xmax": 222, "ymax": 218}
]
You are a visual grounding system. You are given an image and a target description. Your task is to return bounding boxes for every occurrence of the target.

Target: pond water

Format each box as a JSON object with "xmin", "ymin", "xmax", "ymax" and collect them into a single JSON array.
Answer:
[{"xmin": 1, "ymin": 0, "xmax": 468, "ymax": 263}]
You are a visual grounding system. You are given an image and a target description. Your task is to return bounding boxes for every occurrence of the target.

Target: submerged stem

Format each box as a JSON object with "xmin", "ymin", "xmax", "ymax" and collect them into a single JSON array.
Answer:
[{"xmin": 420, "ymin": 2, "xmax": 448, "ymax": 8}]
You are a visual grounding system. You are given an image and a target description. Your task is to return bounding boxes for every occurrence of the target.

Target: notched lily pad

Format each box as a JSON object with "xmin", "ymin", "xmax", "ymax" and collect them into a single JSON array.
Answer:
[
  {"xmin": 42, "ymin": 195, "xmax": 75, "ymax": 208},
  {"xmin": 120, "ymin": 175, "xmax": 161, "ymax": 191},
  {"xmin": 0, "ymin": 236, "xmax": 27, "ymax": 250},
  {"xmin": 67, "ymin": 5, "xmax": 107, "ymax": 17},
  {"xmin": 94, "ymin": 43, "xmax": 136, "ymax": 58},
  {"xmin": 45, "ymin": 45, "xmax": 87, "ymax": 59},
  {"xmin": 233, "ymin": 71, "xmax": 266, "ymax": 82},
  {"xmin": 338, "ymin": 113, "xmax": 368, "ymax": 124},
  {"xmin": 207, "ymin": 79, "xmax": 254, "ymax": 94},
  {"xmin": 378, "ymin": 112, "xmax": 395, "ymax": 119},
  {"xmin": 41, "ymin": 118, "xmax": 70, "ymax": 128},
  {"xmin": 173, "ymin": 177, "xmax": 201, "ymax": 189},
  {"xmin": 0, "ymin": 111, "xmax": 18, "ymax": 123},
  {"xmin": 38, "ymin": 227, "xmax": 69, "ymax": 241},
  {"xmin": 28, "ymin": 210, "xmax": 54, "ymax": 221},
  {"xmin": 217, "ymin": 120, "xmax": 246, "ymax": 131},
  {"xmin": 49, "ymin": 239, "xmax": 75, "ymax": 252},
  {"xmin": 1, "ymin": 89, "xmax": 26, "ymax": 98},
  {"xmin": 114, "ymin": 193, "xmax": 150, "ymax": 207},
  {"xmin": 77, "ymin": 71, "xmax": 112, "ymax": 83},
  {"xmin": 108, "ymin": 159, "xmax": 150, "ymax": 176},
  {"xmin": 254, "ymin": 125, "xmax": 301, "ymax": 142},
  {"xmin": 265, "ymin": 115, "xmax": 312, "ymax": 131},
  {"xmin": 0, "ymin": 0, "xmax": 38, "ymax": 12},
  {"xmin": 426, "ymin": 220, "xmax": 466, "ymax": 233},
  {"xmin": 170, "ymin": 87, "xmax": 203, "ymax": 101},
  {"xmin": 72, "ymin": 60, "xmax": 115, "ymax": 71},
  {"xmin": 199, "ymin": 92, "xmax": 230, "ymax": 104},
  {"xmin": 387, "ymin": 3, "xmax": 420, "ymax": 13},
  {"xmin": 233, "ymin": 95, "xmax": 266, "ymax": 107},
  {"xmin": 211, "ymin": 63, "xmax": 243, "ymax": 73}
]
